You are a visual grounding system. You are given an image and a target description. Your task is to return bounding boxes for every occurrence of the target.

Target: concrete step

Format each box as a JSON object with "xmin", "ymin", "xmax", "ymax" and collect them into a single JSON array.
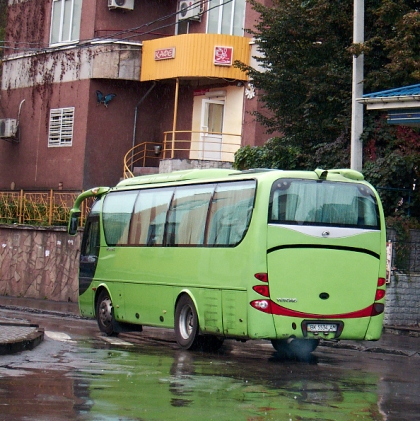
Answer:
[{"xmin": 132, "ymin": 167, "xmax": 159, "ymax": 176}]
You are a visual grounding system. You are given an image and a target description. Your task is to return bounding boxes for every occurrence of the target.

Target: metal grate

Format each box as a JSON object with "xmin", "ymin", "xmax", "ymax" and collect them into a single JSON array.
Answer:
[{"xmin": 48, "ymin": 107, "xmax": 75, "ymax": 147}]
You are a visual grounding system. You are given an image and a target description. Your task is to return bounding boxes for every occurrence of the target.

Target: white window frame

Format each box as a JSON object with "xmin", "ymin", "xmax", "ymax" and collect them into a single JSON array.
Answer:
[
  {"xmin": 206, "ymin": 0, "xmax": 246, "ymax": 36},
  {"xmin": 48, "ymin": 107, "xmax": 75, "ymax": 147},
  {"xmin": 50, "ymin": 0, "xmax": 82, "ymax": 46}
]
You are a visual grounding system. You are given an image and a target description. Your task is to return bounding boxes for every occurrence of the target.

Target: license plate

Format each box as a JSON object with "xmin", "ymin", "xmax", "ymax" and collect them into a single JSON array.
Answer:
[{"xmin": 307, "ymin": 323, "xmax": 337, "ymax": 333}]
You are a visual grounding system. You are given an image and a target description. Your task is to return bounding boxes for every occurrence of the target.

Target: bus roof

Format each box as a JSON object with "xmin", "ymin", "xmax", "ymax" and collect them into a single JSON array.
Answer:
[
  {"xmin": 116, "ymin": 168, "xmax": 364, "ymax": 189},
  {"xmin": 116, "ymin": 169, "xmax": 241, "ymax": 187}
]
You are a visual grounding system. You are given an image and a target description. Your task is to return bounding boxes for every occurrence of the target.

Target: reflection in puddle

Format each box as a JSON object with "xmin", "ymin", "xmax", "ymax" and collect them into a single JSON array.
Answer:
[
  {"xmin": 78, "ymin": 346, "xmax": 383, "ymax": 421},
  {"xmin": 0, "ymin": 342, "xmax": 384, "ymax": 421}
]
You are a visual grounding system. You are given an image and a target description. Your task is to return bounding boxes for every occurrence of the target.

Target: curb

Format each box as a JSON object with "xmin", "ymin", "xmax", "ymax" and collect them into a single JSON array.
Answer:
[
  {"xmin": 0, "ymin": 304, "xmax": 83, "ymax": 319},
  {"xmin": 0, "ymin": 322, "xmax": 45, "ymax": 355},
  {"xmin": 384, "ymin": 325, "xmax": 420, "ymax": 337},
  {"xmin": 318, "ymin": 339, "xmax": 419, "ymax": 357}
]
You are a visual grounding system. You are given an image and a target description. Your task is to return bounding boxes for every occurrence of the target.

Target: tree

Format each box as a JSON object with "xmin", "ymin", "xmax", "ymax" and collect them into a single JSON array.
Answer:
[
  {"xmin": 236, "ymin": 0, "xmax": 358, "ymax": 169},
  {"xmin": 235, "ymin": 0, "xmax": 420, "ymax": 220}
]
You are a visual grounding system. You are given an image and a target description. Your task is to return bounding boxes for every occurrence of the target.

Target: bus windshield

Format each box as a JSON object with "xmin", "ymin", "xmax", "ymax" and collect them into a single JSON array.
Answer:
[{"xmin": 269, "ymin": 179, "xmax": 380, "ymax": 229}]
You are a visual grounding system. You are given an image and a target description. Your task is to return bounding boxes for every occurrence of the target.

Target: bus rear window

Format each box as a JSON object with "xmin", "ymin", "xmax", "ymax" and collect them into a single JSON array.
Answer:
[{"xmin": 269, "ymin": 179, "xmax": 380, "ymax": 229}]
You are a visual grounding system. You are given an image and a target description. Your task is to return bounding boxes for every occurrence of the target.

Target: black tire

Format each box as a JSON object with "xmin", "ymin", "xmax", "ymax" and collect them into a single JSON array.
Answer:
[
  {"xmin": 96, "ymin": 290, "xmax": 115, "ymax": 336},
  {"xmin": 174, "ymin": 295, "xmax": 201, "ymax": 350},
  {"xmin": 271, "ymin": 338, "xmax": 319, "ymax": 360}
]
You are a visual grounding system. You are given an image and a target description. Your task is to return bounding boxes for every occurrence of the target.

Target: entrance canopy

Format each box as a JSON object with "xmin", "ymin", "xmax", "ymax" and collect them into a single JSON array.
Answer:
[{"xmin": 358, "ymin": 84, "xmax": 420, "ymax": 127}]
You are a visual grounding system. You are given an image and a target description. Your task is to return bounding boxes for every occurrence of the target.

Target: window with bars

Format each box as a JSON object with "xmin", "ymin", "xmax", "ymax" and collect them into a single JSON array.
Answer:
[{"xmin": 48, "ymin": 107, "xmax": 75, "ymax": 147}]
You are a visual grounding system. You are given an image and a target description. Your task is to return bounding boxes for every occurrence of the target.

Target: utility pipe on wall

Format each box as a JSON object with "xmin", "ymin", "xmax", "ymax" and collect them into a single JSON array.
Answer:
[
  {"xmin": 172, "ymin": 78, "xmax": 180, "ymax": 159},
  {"xmin": 132, "ymin": 82, "xmax": 156, "ymax": 170}
]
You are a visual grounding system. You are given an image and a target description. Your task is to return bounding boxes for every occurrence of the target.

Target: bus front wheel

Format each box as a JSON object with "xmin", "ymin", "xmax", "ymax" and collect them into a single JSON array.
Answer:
[
  {"xmin": 175, "ymin": 295, "xmax": 201, "ymax": 350},
  {"xmin": 271, "ymin": 338, "xmax": 319, "ymax": 360},
  {"xmin": 96, "ymin": 290, "xmax": 115, "ymax": 336}
]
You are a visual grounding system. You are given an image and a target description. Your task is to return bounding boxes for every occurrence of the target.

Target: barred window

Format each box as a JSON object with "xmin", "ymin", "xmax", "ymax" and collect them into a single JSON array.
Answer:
[{"xmin": 48, "ymin": 107, "xmax": 75, "ymax": 147}]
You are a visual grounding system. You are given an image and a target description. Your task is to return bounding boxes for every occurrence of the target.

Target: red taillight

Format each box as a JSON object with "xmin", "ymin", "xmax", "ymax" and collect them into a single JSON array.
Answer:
[
  {"xmin": 250, "ymin": 299, "xmax": 272, "ymax": 313},
  {"xmin": 377, "ymin": 278, "xmax": 386, "ymax": 287},
  {"xmin": 375, "ymin": 289, "xmax": 386, "ymax": 301},
  {"xmin": 371, "ymin": 303, "xmax": 384, "ymax": 316},
  {"xmin": 254, "ymin": 273, "xmax": 268, "ymax": 282},
  {"xmin": 253, "ymin": 285, "xmax": 270, "ymax": 297},
  {"xmin": 375, "ymin": 278, "xmax": 386, "ymax": 301}
]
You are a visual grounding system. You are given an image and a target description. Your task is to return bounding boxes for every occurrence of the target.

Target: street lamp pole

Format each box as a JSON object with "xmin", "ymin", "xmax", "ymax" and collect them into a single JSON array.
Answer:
[{"xmin": 350, "ymin": 0, "xmax": 364, "ymax": 171}]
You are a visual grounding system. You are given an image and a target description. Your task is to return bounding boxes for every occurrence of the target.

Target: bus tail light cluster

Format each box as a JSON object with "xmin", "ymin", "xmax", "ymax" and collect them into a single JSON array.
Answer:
[
  {"xmin": 251, "ymin": 273, "xmax": 272, "ymax": 313},
  {"xmin": 251, "ymin": 300, "xmax": 271, "ymax": 312},
  {"xmin": 371, "ymin": 277, "xmax": 386, "ymax": 316},
  {"xmin": 250, "ymin": 275, "xmax": 387, "ymax": 318}
]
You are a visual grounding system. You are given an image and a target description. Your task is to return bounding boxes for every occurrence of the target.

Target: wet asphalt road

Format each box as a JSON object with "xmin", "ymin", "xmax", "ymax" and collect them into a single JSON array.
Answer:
[{"xmin": 0, "ymin": 305, "xmax": 419, "ymax": 421}]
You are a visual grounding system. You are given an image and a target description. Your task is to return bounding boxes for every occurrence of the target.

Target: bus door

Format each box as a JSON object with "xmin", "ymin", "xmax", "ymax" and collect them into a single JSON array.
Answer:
[
  {"xmin": 266, "ymin": 178, "xmax": 383, "ymax": 339},
  {"xmin": 79, "ymin": 200, "xmax": 101, "ymax": 296}
]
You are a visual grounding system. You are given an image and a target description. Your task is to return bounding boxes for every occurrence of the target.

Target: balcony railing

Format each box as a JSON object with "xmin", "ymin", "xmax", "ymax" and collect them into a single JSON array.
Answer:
[{"xmin": 123, "ymin": 130, "xmax": 241, "ymax": 178}]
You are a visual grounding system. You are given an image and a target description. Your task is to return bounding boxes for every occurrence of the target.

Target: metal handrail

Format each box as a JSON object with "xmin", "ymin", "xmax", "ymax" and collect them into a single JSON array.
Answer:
[
  {"xmin": 162, "ymin": 130, "xmax": 241, "ymax": 160},
  {"xmin": 123, "ymin": 141, "xmax": 162, "ymax": 178},
  {"xmin": 123, "ymin": 131, "xmax": 242, "ymax": 178}
]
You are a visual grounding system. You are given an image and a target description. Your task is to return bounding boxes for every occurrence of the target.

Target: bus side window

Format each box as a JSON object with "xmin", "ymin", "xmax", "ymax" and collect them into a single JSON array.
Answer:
[
  {"xmin": 146, "ymin": 203, "xmax": 171, "ymax": 246},
  {"xmin": 83, "ymin": 218, "xmax": 100, "ymax": 258},
  {"xmin": 165, "ymin": 184, "xmax": 215, "ymax": 246},
  {"xmin": 81, "ymin": 201, "xmax": 101, "ymax": 263},
  {"xmin": 206, "ymin": 180, "xmax": 256, "ymax": 246},
  {"xmin": 129, "ymin": 188, "xmax": 174, "ymax": 246},
  {"xmin": 103, "ymin": 191, "xmax": 138, "ymax": 246}
]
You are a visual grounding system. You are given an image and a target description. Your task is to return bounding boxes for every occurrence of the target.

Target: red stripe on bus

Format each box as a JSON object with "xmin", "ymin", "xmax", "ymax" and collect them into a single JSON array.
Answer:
[{"xmin": 250, "ymin": 300, "xmax": 382, "ymax": 318}]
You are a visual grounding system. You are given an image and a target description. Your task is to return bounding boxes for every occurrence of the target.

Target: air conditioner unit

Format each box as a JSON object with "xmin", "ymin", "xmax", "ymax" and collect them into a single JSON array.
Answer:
[
  {"xmin": 178, "ymin": 1, "xmax": 202, "ymax": 21},
  {"xmin": 108, "ymin": 0, "xmax": 134, "ymax": 11},
  {"xmin": 0, "ymin": 119, "xmax": 17, "ymax": 138}
]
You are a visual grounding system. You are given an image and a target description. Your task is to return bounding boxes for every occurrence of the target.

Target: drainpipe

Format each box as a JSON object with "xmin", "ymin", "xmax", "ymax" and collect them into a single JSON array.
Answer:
[
  {"xmin": 172, "ymin": 78, "xmax": 180, "ymax": 159},
  {"xmin": 132, "ymin": 82, "xmax": 156, "ymax": 170}
]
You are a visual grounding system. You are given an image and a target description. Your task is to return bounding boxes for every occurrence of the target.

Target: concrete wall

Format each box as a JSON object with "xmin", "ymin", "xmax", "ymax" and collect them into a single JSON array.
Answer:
[
  {"xmin": 0, "ymin": 225, "xmax": 80, "ymax": 303},
  {"xmin": 159, "ymin": 159, "xmax": 233, "ymax": 173},
  {"xmin": 384, "ymin": 273, "xmax": 420, "ymax": 327}
]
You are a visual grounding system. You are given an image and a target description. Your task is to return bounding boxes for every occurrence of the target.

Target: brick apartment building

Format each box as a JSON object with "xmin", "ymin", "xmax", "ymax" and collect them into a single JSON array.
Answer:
[{"xmin": 0, "ymin": 0, "xmax": 272, "ymax": 191}]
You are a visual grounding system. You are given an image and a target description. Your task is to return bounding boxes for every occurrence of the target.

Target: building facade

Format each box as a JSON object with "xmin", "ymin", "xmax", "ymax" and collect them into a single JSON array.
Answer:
[{"xmin": 0, "ymin": 0, "xmax": 272, "ymax": 191}]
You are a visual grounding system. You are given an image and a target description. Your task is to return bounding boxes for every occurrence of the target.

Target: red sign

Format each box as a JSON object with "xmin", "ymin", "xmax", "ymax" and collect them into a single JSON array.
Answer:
[
  {"xmin": 194, "ymin": 89, "xmax": 210, "ymax": 96},
  {"xmin": 155, "ymin": 47, "xmax": 176, "ymax": 61},
  {"xmin": 214, "ymin": 46, "xmax": 233, "ymax": 66}
]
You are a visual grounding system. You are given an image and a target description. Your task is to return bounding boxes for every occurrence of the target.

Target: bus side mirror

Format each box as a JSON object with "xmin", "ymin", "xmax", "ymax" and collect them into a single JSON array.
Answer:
[{"xmin": 68, "ymin": 211, "xmax": 81, "ymax": 235}]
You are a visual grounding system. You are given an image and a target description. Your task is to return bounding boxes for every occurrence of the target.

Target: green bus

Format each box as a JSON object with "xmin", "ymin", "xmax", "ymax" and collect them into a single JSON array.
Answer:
[{"xmin": 68, "ymin": 168, "xmax": 386, "ymax": 359}]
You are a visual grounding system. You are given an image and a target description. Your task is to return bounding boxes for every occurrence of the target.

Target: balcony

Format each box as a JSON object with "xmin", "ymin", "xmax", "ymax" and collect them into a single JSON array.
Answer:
[
  {"xmin": 1, "ymin": 42, "xmax": 142, "ymax": 89},
  {"xmin": 141, "ymin": 33, "xmax": 251, "ymax": 82},
  {"xmin": 123, "ymin": 130, "xmax": 241, "ymax": 178}
]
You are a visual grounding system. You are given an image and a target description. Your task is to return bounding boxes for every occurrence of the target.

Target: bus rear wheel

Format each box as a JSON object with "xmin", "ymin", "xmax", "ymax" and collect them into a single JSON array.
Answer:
[
  {"xmin": 271, "ymin": 338, "xmax": 319, "ymax": 360},
  {"xmin": 96, "ymin": 290, "xmax": 115, "ymax": 336},
  {"xmin": 175, "ymin": 295, "xmax": 201, "ymax": 350}
]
